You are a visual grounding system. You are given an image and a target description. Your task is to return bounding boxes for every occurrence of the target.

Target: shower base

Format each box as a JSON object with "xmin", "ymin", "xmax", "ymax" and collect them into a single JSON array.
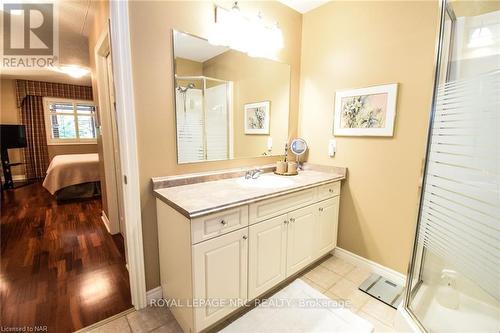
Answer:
[{"xmin": 408, "ymin": 284, "xmax": 500, "ymax": 332}]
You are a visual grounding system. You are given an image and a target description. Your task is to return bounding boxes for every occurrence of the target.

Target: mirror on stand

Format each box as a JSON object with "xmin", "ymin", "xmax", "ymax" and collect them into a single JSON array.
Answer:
[{"xmin": 290, "ymin": 138, "xmax": 308, "ymax": 170}]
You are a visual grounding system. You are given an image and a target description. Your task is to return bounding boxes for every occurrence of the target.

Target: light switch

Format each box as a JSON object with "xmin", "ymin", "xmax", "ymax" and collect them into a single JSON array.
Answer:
[{"xmin": 328, "ymin": 139, "xmax": 336, "ymax": 157}]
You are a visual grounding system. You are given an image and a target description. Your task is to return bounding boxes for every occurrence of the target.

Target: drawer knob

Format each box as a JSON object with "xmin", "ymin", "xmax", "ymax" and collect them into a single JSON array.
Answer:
[
  {"xmin": 242, "ymin": 235, "xmax": 248, "ymax": 240},
  {"xmin": 284, "ymin": 220, "xmax": 289, "ymax": 224},
  {"xmin": 290, "ymin": 218, "xmax": 295, "ymax": 223},
  {"xmin": 319, "ymin": 207, "xmax": 324, "ymax": 212},
  {"xmin": 329, "ymin": 189, "xmax": 334, "ymax": 193},
  {"xmin": 220, "ymin": 219, "xmax": 227, "ymax": 225}
]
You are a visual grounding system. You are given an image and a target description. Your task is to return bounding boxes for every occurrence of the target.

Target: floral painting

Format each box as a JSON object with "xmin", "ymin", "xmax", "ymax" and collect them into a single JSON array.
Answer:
[
  {"xmin": 245, "ymin": 101, "xmax": 270, "ymax": 134},
  {"xmin": 334, "ymin": 84, "xmax": 398, "ymax": 136}
]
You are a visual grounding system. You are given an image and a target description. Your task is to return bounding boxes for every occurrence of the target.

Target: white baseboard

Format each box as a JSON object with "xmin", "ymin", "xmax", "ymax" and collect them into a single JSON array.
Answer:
[
  {"xmin": 101, "ymin": 211, "xmax": 111, "ymax": 233},
  {"xmin": 146, "ymin": 286, "xmax": 163, "ymax": 304},
  {"xmin": 333, "ymin": 247, "xmax": 406, "ymax": 286}
]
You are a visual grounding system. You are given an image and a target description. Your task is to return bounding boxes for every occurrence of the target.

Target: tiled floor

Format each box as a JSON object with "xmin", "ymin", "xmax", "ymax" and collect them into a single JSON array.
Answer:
[
  {"xmin": 301, "ymin": 256, "xmax": 399, "ymax": 332},
  {"xmin": 86, "ymin": 306, "xmax": 182, "ymax": 333},
  {"xmin": 85, "ymin": 255, "xmax": 400, "ymax": 333}
]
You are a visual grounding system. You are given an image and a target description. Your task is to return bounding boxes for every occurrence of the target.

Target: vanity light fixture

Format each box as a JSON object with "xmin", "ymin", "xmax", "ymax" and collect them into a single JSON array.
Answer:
[{"xmin": 208, "ymin": 2, "xmax": 284, "ymax": 60}]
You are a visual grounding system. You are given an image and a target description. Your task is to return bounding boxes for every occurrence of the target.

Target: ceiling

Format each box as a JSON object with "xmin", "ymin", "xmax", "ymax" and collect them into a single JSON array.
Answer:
[
  {"xmin": 174, "ymin": 31, "xmax": 229, "ymax": 63},
  {"xmin": 1, "ymin": 0, "xmax": 92, "ymax": 85},
  {"xmin": 277, "ymin": 0, "xmax": 330, "ymax": 14},
  {"xmin": 1, "ymin": 72, "xmax": 92, "ymax": 86},
  {"xmin": 57, "ymin": 0, "xmax": 93, "ymax": 37}
]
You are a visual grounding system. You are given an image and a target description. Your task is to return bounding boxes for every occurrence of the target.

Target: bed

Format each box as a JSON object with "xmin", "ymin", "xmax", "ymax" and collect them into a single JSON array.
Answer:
[{"xmin": 43, "ymin": 153, "xmax": 101, "ymax": 201}]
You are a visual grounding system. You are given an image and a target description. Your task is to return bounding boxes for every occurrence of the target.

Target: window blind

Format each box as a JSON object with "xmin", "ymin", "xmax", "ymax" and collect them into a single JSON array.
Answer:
[{"xmin": 418, "ymin": 69, "xmax": 500, "ymax": 300}]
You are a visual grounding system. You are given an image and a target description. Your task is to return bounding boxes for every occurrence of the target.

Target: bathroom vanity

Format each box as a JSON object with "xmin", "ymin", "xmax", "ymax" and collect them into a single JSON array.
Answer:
[{"xmin": 153, "ymin": 166, "xmax": 345, "ymax": 332}]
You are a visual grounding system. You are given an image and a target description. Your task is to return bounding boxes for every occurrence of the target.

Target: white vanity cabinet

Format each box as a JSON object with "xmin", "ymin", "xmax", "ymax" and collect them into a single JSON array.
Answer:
[
  {"xmin": 192, "ymin": 227, "xmax": 248, "ymax": 329},
  {"xmin": 285, "ymin": 205, "xmax": 315, "ymax": 276},
  {"xmin": 156, "ymin": 180, "xmax": 341, "ymax": 333},
  {"xmin": 313, "ymin": 196, "xmax": 340, "ymax": 257},
  {"xmin": 248, "ymin": 214, "xmax": 288, "ymax": 299}
]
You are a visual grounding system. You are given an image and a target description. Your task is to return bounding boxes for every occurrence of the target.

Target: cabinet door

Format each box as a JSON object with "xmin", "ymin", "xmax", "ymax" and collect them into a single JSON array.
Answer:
[
  {"xmin": 192, "ymin": 228, "xmax": 248, "ymax": 331},
  {"xmin": 248, "ymin": 214, "xmax": 288, "ymax": 299},
  {"xmin": 286, "ymin": 205, "xmax": 315, "ymax": 276},
  {"xmin": 313, "ymin": 197, "xmax": 340, "ymax": 257}
]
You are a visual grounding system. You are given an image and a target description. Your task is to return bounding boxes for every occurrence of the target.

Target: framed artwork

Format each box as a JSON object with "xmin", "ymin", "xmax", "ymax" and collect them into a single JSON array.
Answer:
[
  {"xmin": 244, "ymin": 101, "xmax": 270, "ymax": 135},
  {"xmin": 334, "ymin": 83, "xmax": 398, "ymax": 136}
]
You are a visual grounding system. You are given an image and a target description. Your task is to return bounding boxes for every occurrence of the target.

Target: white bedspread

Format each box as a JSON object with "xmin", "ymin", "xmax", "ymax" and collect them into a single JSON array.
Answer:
[{"xmin": 43, "ymin": 153, "xmax": 100, "ymax": 194}]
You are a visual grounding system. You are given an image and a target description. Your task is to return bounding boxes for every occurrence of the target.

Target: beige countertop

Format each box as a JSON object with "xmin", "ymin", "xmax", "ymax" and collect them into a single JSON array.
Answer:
[{"xmin": 153, "ymin": 169, "xmax": 345, "ymax": 218}]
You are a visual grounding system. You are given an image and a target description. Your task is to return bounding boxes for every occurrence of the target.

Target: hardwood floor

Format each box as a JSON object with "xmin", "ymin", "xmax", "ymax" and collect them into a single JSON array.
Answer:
[{"xmin": 0, "ymin": 182, "xmax": 132, "ymax": 332}]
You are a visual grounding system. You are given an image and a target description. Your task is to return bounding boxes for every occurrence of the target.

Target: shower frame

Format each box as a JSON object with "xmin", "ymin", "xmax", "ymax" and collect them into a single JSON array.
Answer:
[
  {"xmin": 401, "ymin": 0, "xmax": 459, "ymax": 331},
  {"xmin": 174, "ymin": 74, "xmax": 233, "ymax": 163}
]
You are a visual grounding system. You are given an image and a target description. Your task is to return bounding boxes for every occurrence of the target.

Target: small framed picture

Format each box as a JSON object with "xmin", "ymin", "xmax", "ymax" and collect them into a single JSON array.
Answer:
[
  {"xmin": 244, "ymin": 101, "xmax": 270, "ymax": 135},
  {"xmin": 334, "ymin": 83, "xmax": 398, "ymax": 136}
]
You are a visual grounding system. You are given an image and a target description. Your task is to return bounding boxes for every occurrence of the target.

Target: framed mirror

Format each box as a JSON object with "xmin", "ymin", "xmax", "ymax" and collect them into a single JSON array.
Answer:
[{"xmin": 172, "ymin": 30, "xmax": 291, "ymax": 164}]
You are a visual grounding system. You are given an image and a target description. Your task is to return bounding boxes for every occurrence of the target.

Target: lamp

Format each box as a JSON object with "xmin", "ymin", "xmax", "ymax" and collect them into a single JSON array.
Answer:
[{"xmin": 208, "ymin": 2, "xmax": 284, "ymax": 60}]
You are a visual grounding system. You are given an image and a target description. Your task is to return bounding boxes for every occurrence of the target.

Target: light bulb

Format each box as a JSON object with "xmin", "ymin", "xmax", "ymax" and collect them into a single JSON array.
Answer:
[{"xmin": 208, "ymin": 5, "xmax": 285, "ymax": 60}]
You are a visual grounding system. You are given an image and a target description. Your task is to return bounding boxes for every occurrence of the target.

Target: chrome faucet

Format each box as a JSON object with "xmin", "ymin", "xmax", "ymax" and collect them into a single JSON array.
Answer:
[{"xmin": 245, "ymin": 168, "xmax": 263, "ymax": 179}]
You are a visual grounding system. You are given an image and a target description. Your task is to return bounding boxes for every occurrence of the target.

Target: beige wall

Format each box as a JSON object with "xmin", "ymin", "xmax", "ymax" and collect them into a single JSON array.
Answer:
[
  {"xmin": 175, "ymin": 58, "xmax": 204, "ymax": 90},
  {"xmin": 175, "ymin": 57, "xmax": 203, "ymax": 76},
  {"xmin": 128, "ymin": 0, "xmax": 302, "ymax": 289},
  {"xmin": 0, "ymin": 78, "xmax": 25, "ymax": 177},
  {"xmin": 299, "ymin": 1, "xmax": 439, "ymax": 274},
  {"xmin": 203, "ymin": 50, "xmax": 290, "ymax": 158}
]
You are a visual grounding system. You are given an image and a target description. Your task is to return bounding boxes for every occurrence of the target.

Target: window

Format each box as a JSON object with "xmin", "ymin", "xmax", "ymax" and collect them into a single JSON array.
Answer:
[{"xmin": 43, "ymin": 98, "xmax": 97, "ymax": 144}]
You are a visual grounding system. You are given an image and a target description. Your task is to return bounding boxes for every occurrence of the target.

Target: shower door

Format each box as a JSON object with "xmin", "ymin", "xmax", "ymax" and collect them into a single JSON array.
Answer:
[
  {"xmin": 405, "ymin": 1, "xmax": 500, "ymax": 332},
  {"xmin": 175, "ymin": 76, "xmax": 232, "ymax": 163},
  {"xmin": 205, "ymin": 79, "xmax": 230, "ymax": 161},
  {"xmin": 175, "ymin": 78, "xmax": 204, "ymax": 163}
]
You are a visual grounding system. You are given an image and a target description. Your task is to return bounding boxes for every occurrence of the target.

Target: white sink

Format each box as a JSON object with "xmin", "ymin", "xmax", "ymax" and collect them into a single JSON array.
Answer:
[{"xmin": 235, "ymin": 175, "xmax": 294, "ymax": 189}]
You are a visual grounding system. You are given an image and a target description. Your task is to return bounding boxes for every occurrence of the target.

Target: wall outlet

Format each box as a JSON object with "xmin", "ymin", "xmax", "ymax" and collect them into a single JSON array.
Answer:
[{"xmin": 328, "ymin": 139, "xmax": 336, "ymax": 157}]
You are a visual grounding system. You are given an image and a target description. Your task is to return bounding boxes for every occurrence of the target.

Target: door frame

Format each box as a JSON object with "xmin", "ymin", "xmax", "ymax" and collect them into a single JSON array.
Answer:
[{"xmin": 94, "ymin": 3, "xmax": 147, "ymax": 309}]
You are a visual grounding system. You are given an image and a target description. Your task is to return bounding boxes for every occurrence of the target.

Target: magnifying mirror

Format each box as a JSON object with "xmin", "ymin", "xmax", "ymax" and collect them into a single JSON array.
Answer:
[{"xmin": 290, "ymin": 138, "xmax": 307, "ymax": 169}]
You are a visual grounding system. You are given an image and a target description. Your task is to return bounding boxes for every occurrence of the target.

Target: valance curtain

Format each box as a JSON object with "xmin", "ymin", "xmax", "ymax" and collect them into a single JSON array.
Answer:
[
  {"xmin": 15, "ymin": 80, "xmax": 93, "ymax": 180},
  {"xmin": 15, "ymin": 80, "xmax": 93, "ymax": 108}
]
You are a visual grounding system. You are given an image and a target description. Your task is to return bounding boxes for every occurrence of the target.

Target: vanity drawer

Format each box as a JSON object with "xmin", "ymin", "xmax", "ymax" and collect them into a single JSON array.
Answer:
[
  {"xmin": 317, "ymin": 181, "xmax": 341, "ymax": 201},
  {"xmin": 191, "ymin": 206, "xmax": 249, "ymax": 244},
  {"xmin": 249, "ymin": 188, "xmax": 316, "ymax": 224}
]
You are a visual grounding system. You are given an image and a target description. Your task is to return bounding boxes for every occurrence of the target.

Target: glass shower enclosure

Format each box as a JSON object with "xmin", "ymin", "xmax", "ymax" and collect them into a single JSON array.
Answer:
[
  {"xmin": 174, "ymin": 75, "xmax": 232, "ymax": 163},
  {"xmin": 404, "ymin": 0, "xmax": 499, "ymax": 332}
]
